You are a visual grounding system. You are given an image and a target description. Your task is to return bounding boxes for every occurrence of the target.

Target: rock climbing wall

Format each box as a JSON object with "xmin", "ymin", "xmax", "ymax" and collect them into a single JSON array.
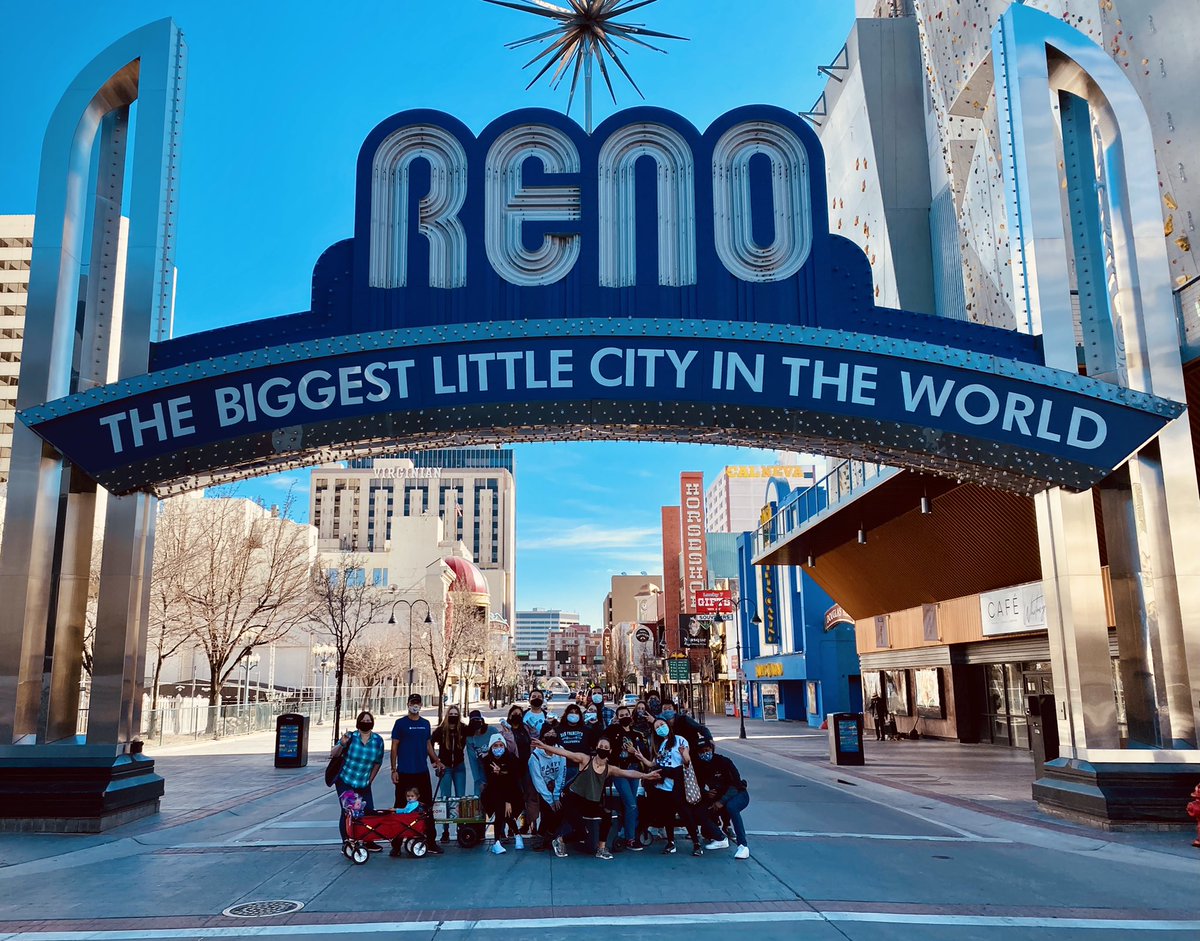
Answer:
[{"xmin": 910, "ymin": 0, "xmax": 1200, "ymax": 341}]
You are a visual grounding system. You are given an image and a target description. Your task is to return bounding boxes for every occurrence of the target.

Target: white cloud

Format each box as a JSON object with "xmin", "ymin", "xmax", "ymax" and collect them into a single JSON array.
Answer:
[{"xmin": 522, "ymin": 523, "xmax": 659, "ymax": 551}]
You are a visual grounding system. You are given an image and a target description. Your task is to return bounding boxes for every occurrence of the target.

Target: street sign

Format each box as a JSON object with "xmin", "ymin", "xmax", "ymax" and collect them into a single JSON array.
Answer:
[{"xmin": 668, "ymin": 657, "xmax": 690, "ymax": 682}]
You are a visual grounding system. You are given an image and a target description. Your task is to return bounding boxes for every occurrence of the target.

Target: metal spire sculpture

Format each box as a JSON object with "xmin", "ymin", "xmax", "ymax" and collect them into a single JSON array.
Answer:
[{"xmin": 483, "ymin": 0, "xmax": 688, "ymax": 133}]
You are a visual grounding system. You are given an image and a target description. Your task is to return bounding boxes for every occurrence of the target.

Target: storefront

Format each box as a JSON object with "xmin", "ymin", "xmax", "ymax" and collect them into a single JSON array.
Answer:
[{"xmin": 740, "ymin": 652, "xmax": 861, "ymax": 724}]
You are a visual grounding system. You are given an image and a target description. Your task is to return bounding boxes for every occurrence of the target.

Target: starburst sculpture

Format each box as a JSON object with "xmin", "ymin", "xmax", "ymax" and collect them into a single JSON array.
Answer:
[{"xmin": 483, "ymin": 0, "xmax": 688, "ymax": 132}]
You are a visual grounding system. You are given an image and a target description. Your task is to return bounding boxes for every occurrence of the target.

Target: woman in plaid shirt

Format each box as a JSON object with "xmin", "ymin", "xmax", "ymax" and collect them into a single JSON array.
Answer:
[{"xmin": 332, "ymin": 711, "xmax": 385, "ymax": 845}]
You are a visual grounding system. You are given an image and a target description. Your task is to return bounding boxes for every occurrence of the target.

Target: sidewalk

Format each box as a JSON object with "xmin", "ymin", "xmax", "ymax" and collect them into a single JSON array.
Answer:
[{"xmin": 705, "ymin": 714, "xmax": 1200, "ymax": 861}]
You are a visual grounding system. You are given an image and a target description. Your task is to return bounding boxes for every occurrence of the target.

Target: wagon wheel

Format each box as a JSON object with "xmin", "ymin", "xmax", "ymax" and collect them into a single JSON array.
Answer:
[
  {"xmin": 637, "ymin": 829, "xmax": 653, "ymax": 848},
  {"xmin": 457, "ymin": 824, "xmax": 483, "ymax": 849},
  {"xmin": 351, "ymin": 844, "xmax": 370, "ymax": 865},
  {"xmin": 341, "ymin": 841, "xmax": 354, "ymax": 859},
  {"xmin": 410, "ymin": 839, "xmax": 428, "ymax": 858}
]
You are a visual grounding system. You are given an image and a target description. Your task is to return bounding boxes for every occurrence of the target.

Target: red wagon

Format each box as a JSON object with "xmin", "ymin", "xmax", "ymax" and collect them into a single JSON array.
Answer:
[{"xmin": 341, "ymin": 809, "xmax": 429, "ymax": 864}]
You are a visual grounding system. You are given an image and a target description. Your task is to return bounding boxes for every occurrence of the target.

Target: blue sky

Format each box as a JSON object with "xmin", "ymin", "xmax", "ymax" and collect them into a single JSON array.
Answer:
[{"xmin": 3, "ymin": 1, "xmax": 853, "ymax": 628}]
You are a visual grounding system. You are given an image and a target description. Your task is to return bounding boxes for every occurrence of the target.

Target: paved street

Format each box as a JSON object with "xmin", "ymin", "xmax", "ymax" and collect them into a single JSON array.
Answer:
[{"xmin": 0, "ymin": 715, "xmax": 1197, "ymax": 940}]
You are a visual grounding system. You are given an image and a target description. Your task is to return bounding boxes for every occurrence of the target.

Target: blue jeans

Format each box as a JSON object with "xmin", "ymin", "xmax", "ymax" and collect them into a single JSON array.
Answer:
[
  {"xmin": 612, "ymin": 774, "xmax": 639, "ymax": 841},
  {"xmin": 437, "ymin": 763, "xmax": 466, "ymax": 799},
  {"xmin": 336, "ymin": 780, "xmax": 375, "ymax": 841},
  {"xmin": 722, "ymin": 789, "xmax": 750, "ymax": 846}
]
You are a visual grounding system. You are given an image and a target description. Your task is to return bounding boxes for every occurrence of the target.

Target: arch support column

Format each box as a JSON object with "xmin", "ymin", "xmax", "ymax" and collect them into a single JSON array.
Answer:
[
  {"xmin": 0, "ymin": 19, "xmax": 184, "ymax": 831},
  {"xmin": 993, "ymin": 4, "xmax": 1200, "ymax": 825}
]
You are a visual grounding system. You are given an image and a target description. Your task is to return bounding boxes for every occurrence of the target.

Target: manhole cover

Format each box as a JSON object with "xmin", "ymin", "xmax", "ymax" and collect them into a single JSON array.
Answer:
[{"xmin": 223, "ymin": 900, "xmax": 304, "ymax": 919}]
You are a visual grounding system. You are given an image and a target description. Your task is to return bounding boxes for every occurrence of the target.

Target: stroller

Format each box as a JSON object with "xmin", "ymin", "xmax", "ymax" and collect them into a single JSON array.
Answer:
[{"xmin": 341, "ymin": 792, "xmax": 430, "ymax": 864}]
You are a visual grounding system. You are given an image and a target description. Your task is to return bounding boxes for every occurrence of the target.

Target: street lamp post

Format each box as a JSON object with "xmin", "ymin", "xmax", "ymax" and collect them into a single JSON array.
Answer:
[
  {"xmin": 388, "ymin": 598, "xmax": 433, "ymax": 699},
  {"xmin": 312, "ymin": 644, "xmax": 335, "ymax": 724},
  {"xmin": 240, "ymin": 651, "xmax": 260, "ymax": 717},
  {"xmin": 714, "ymin": 599, "xmax": 761, "ymax": 740}
]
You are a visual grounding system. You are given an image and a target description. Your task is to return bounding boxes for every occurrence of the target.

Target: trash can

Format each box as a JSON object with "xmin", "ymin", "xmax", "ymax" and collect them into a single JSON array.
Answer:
[
  {"xmin": 827, "ymin": 712, "xmax": 865, "ymax": 766},
  {"xmin": 274, "ymin": 713, "xmax": 309, "ymax": 768}
]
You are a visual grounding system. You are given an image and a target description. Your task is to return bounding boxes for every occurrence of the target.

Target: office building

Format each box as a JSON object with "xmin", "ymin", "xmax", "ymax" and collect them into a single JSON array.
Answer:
[
  {"xmin": 312, "ymin": 448, "xmax": 515, "ymax": 623},
  {"xmin": 546, "ymin": 622, "xmax": 601, "ymax": 686},
  {"xmin": 515, "ymin": 608, "xmax": 579, "ymax": 678},
  {"xmin": 0, "ymin": 217, "xmax": 33, "ymax": 484}
]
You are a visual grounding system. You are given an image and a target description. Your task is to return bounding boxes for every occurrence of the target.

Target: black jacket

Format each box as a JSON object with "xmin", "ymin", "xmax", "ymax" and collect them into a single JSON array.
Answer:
[
  {"xmin": 694, "ymin": 753, "xmax": 746, "ymax": 804},
  {"xmin": 483, "ymin": 750, "xmax": 525, "ymax": 803},
  {"xmin": 670, "ymin": 714, "xmax": 711, "ymax": 750},
  {"xmin": 603, "ymin": 722, "xmax": 650, "ymax": 770}
]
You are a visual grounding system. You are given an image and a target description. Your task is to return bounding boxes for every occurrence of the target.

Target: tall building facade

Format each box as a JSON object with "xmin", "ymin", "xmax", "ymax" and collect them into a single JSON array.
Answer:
[
  {"xmin": 311, "ymin": 448, "xmax": 516, "ymax": 623},
  {"xmin": 0, "ymin": 217, "xmax": 32, "ymax": 484},
  {"xmin": 547, "ymin": 622, "xmax": 600, "ymax": 686},
  {"xmin": 704, "ymin": 465, "xmax": 818, "ymax": 533},
  {"xmin": 515, "ymin": 608, "xmax": 580, "ymax": 678}
]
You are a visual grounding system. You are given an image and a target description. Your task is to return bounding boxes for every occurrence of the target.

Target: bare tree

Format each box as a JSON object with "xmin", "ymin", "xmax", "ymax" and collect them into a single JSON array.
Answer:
[
  {"xmin": 344, "ymin": 641, "xmax": 403, "ymax": 713},
  {"xmin": 425, "ymin": 590, "xmax": 488, "ymax": 721},
  {"xmin": 605, "ymin": 629, "xmax": 636, "ymax": 695},
  {"xmin": 182, "ymin": 490, "xmax": 316, "ymax": 732},
  {"xmin": 81, "ymin": 541, "xmax": 102, "ymax": 679},
  {"xmin": 144, "ymin": 501, "xmax": 201, "ymax": 735},
  {"xmin": 311, "ymin": 555, "xmax": 388, "ymax": 739}
]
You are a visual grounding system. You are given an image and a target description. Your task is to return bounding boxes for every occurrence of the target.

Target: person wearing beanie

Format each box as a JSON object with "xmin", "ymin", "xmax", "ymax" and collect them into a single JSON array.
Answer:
[{"xmin": 481, "ymin": 732, "xmax": 524, "ymax": 854}]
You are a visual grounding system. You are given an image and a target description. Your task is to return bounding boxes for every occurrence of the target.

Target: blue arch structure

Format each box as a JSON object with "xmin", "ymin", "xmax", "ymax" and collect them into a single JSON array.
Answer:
[{"xmin": 18, "ymin": 105, "xmax": 1181, "ymax": 497}]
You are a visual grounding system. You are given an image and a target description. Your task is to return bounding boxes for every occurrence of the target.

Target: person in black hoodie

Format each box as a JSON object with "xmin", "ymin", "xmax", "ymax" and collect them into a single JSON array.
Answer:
[{"xmin": 693, "ymin": 735, "xmax": 751, "ymax": 859}]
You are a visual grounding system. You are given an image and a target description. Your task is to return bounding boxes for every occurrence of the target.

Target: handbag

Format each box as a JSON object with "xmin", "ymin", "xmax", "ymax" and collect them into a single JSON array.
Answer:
[
  {"xmin": 325, "ymin": 738, "xmax": 346, "ymax": 788},
  {"xmin": 682, "ymin": 763, "xmax": 702, "ymax": 805}
]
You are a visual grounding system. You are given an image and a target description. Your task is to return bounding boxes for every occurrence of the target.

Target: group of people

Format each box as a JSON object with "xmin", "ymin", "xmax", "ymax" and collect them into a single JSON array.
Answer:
[{"xmin": 330, "ymin": 689, "xmax": 752, "ymax": 862}]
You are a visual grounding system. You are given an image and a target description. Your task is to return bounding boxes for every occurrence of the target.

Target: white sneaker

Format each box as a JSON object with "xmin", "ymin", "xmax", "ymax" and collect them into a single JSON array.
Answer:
[
  {"xmin": 514, "ymin": 835, "xmax": 525, "ymax": 850},
  {"xmin": 734, "ymin": 845, "xmax": 750, "ymax": 860},
  {"xmin": 491, "ymin": 841, "xmax": 507, "ymax": 855},
  {"xmin": 705, "ymin": 838, "xmax": 729, "ymax": 850}
]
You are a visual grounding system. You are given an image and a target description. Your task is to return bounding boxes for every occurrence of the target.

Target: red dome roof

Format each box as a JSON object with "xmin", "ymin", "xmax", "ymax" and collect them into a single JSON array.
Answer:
[{"xmin": 442, "ymin": 556, "xmax": 489, "ymax": 596}]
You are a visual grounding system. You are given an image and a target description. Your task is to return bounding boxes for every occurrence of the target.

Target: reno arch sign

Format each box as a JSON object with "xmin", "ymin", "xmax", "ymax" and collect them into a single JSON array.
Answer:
[{"xmin": 19, "ymin": 105, "xmax": 1182, "ymax": 496}]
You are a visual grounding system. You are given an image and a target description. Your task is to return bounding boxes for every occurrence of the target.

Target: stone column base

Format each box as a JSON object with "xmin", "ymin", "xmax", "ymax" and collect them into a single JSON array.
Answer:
[
  {"xmin": 1033, "ymin": 757, "xmax": 1200, "ymax": 828},
  {"xmin": 0, "ymin": 751, "xmax": 164, "ymax": 832}
]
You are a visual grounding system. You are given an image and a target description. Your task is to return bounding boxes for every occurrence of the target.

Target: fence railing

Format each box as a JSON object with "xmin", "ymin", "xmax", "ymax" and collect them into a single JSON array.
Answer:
[
  {"xmin": 753, "ymin": 459, "xmax": 898, "ymax": 559},
  {"xmin": 76, "ymin": 683, "xmax": 440, "ymax": 748}
]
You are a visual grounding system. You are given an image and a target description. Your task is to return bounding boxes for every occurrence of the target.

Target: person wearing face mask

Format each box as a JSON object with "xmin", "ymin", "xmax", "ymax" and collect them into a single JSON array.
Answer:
[
  {"xmin": 590, "ymin": 688, "xmax": 615, "ymax": 727},
  {"xmin": 645, "ymin": 716, "xmax": 705, "ymax": 856},
  {"xmin": 500, "ymin": 705, "xmax": 531, "ymax": 761},
  {"xmin": 531, "ymin": 734, "xmax": 661, "ymax": 860},
  {"xmin": 527, "ymin": 690, "xmax": 554, "ymax": 725},
  {"xmin": 693, "ymin": 736, "xmax": 751, "ymax": 859},
  {"xmin": 482, "ymin": 733, "xmax": 524, "ymax": 854},
  {"xmin": 581, "ymin": 705, "xmax": 603, "ymax": 754},
  {"xmin": 331, "ymin": 711, "xmax": 385, "ymax": 848},
  {"xmin": 390, "ymin": 694, "xmax": 444, "ymax": 855},
  {"xmin": 430, "ymin": 705, "xmax": 468, "ymax": 844},
  {"xmin": 527, "ymin": 727, "xmax": 566, "ymax": 854},
  {"xmin": 556, "ymin": 703, "xmax": 586, "ymax": 802},
  {"xmin": 603, "ymin": 704, "xmax": 653, "ymax": 851},
  {"xmin": 632, "ymin": 701, "xmax": 654, "ymax": 738}
]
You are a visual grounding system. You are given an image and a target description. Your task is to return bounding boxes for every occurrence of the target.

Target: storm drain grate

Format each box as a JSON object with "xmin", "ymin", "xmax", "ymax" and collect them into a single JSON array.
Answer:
[{"xmin": 222, "ymin": 900, "xmax": 304, "ymax": 919}]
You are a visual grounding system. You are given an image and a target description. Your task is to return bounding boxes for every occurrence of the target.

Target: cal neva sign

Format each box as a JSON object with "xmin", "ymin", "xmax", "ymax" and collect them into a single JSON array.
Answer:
[{"xmin": 19, "ymin": 106, "xmax": 1182, "ymax": 496}]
